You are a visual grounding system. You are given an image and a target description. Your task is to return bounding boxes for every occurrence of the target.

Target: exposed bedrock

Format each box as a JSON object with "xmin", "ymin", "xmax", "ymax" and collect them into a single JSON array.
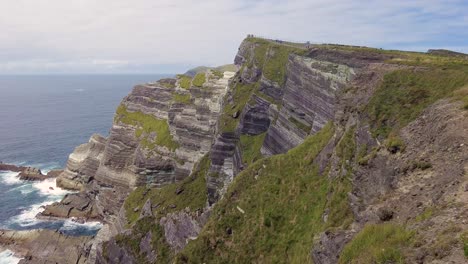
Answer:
[
  {"xmin": 262, "ymin": 54, "xmax": 356, "ymax": 156},
  {"xmin": 238, "ymin": 95, "xmax": 271, "ymax": 135},
  {"xmin": 57, "ymin": 134, "xmax": 107, "ymax": 191},
  {"xmin": 207, "ymin": 132, "xmax": 238, "ymax": 205}
]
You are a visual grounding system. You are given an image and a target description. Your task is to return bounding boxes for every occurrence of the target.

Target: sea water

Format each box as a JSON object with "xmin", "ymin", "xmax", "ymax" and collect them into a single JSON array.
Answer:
[{"xmin": 0, "ymin": 74, "xmax": 171, "ymax": 261}]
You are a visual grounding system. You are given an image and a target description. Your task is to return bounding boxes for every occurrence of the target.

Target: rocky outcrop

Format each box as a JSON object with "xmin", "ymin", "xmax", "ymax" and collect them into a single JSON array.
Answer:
[
  {"xmin": 0, "ymin": 229, "xmax": 92, "ymax": 264},
  {"xmin": 57, "ymin": 134, "xmax": 107, "ymax": 191},
  {"xmin": 40, "ymin": 192, "xmax": 100, "ymax": 220},
  {"xmin": 0, "ymin": 162, "xmax": 62, "ymax": 181}
]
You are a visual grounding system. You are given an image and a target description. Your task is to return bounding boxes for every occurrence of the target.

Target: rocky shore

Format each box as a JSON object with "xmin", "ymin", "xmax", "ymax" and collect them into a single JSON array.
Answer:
[
  {"xmin": 0, "ymin": 229, "xmax": 92, "ymax": 263},
  {"xmin": 0, "ymin": 162, "xmax": 63, "ymax": 181}
]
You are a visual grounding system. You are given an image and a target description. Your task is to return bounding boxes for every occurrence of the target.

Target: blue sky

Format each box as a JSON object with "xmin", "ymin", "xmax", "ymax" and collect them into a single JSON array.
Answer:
[{"xmin": 0, "ymin": 0, "xmax": 467, "ymax": 74}]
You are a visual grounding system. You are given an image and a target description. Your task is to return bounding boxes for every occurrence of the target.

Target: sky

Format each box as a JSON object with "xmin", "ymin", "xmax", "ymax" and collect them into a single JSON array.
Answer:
[{"xmin": 0, "ymin": 0, "xmax": 467, "ymax": 74}]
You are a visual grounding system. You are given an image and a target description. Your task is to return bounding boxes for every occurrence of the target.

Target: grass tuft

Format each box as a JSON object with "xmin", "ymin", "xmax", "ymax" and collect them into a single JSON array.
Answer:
[
  {"xmin": 173, "ymin": 93, "xmax": 191, "ymax": 104},
  {"xmin": 339, "ymin": 223, "xmax": 413, "ymax": 264},
  {"xmin": 192, "ymin": 73, "xmax": 206, "ymax": 87},
  {"xmin": 177, "ymin": 75, "xmax": 192, "ymax": 89}
]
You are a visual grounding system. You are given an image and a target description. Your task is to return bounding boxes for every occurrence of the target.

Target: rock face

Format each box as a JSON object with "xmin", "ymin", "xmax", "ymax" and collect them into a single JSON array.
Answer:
[
  {"xmin": 262, "ymin": 55, "xmax": 355, "ymax": 155},
  {"xmin": 57, "ymin": 134, "xmax": 106, "ymax": 191},
  {"xmin": 0, "ymin": 229, "xmax": 92, "ymax": 264}
]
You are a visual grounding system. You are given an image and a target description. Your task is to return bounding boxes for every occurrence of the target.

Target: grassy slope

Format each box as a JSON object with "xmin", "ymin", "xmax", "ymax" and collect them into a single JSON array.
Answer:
[
  {"xmin": 178, "ymin": 123, "xmax": 336, "ymax": 263},
  {"xmin": 115, "ymin": 105, "xmax": 179, "ymax": 151},
  {"xmin": 240, "ymin": 133, "xmax": 266, "ymax": 166},
  {"xmin": 367, "ymin": 66, "xmax": 468, "ymax": 138},
  {"xmin": 339, "ymin": 224, "xmax": 413, "ymax": 264}
]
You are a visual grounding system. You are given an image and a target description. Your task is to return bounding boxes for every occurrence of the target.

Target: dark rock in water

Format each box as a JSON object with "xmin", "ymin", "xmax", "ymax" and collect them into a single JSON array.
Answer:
[
  {"xmin": 49, "ymin": 187, "xmax": 54, "ymax": 191},
  {"xmin": 0, "ymin": 162, "xmax": 62, "ymax": 181}
]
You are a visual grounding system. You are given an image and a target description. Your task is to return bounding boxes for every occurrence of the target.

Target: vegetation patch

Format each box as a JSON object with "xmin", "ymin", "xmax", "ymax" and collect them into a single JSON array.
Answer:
[
  {"xmin": 326, "ymin": 171, "xmax": 353, "ymax": 229},
  {"xmin": 461, "ymin": 231, "xmax": 468, "ymax": 258},
  {"xmin": 192, "ymin": 73, "xmax": 206, "ymax": 87},
  {"xmin": 240, "ymin": 133, "xmax": 266, "ymax": 166},
  {"xmin": 124, "ymin": 155, "xmax": 210, "ymax": 224},
  {"xmin": 339, "ymin": 223, "xmax": 413, "ymax": 264},
  {"xmin": 173, "ymin": 93, "xmax": 191, "ymax": 104},
  {"xmin": 178, "ymin": 123, "xmax": 334, "ymax": 263},
  {"xmin": 219, "ymin": 82, "xmax": 257, "ymax": 133},
  {"xmin": 367, "ymin": 67, "xmax": 468, "ymax": 139},
  {"xmin": 115, "ymin": 105, "xmax": 179, "ymax": 151},
  {"xmin": 453, "ymin": 85, "xmax": 468, "ymax": 110},
  {"xmin": 211, "ymin": 69, "xmax": 224, "ymax": 79},
  {"xmin": 177, "ymin": 75, "xmax": 192, "ymax": 89},
  {"xmin": 385, "ymin": 134, "xmax": 405, "ymax": 153},
  {"xmin": 248, "ymin": 37, "xmax": 307, "ymax": 85}
]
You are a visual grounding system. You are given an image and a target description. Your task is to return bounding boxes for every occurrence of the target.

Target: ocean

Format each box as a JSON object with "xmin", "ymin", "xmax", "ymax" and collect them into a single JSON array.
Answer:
[{"xmin": 0, "ymin": 74, "xmax": 171, "ymax": 241}]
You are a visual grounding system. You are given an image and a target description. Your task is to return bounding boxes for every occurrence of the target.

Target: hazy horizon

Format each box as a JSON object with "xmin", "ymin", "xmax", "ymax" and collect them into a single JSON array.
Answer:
[{"xmin": 1, "ymin": 0, "xmax": 467, "ymax": 74}]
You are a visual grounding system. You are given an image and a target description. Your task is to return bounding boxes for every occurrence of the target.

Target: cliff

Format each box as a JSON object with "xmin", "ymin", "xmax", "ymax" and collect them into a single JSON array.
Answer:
[{"xmin": 11, "ymin": 37, "xmax": 468, "ymax": 263}]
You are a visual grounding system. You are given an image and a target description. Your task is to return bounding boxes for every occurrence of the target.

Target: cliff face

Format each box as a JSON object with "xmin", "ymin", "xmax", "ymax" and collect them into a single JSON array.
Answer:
[
  {"xmin": 29, "ymin": 37, "xmax": 468, "ymax": 264},
  {"xmin": 58, "ymin": 72, "xmax": 233, "ymax": 191}
]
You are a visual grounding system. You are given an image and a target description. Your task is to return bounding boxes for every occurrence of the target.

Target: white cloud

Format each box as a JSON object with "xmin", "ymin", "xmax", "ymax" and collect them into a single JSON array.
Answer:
[{"xmin": 0, "ymin": 0, "xmax": 466, "ymax": 73}]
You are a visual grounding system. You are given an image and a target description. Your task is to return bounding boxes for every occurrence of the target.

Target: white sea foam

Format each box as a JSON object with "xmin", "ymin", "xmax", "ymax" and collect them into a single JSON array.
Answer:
[
  {"xmin": 8, "ymin": 201, "xmax": 51, "ymax": 227},
  {"xmin": 32, "ymin": 178, "xmax": 72, "ymax": 198},
  {"xmin": 0, "ymin": 250, "xmax": 22, "ymax": 264},
  {"xmin": 61, "ymin": 218, "xmax": 103, "ymax": 231},
  {"xmin": 0, "ymin": 171, "xmax": 21, "ymax": 185}
]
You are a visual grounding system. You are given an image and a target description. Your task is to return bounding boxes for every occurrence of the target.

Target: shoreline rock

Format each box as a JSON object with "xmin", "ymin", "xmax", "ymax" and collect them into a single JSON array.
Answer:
[
  {"xmin": 0, "ymin": 162, "xmax": 63, "ymax": 181},
  {"xmin": 0, "ymin": 229, "xmax": 92, "ymax": 264}
]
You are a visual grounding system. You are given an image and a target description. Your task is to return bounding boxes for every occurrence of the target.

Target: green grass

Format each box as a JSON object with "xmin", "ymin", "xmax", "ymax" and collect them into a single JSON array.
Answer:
[
  {"xmin": 288, "ymin": 117, "xmax": 312, "ymax": 133},
  {"xmin": 173, "ymin": 93, "xmax": 191, "ymax": 104},
  {"xmin": 326, "ymin": 171, "xmax": 353, "ymax": 229},
  {"xmin": 248, "ymin": 38, "xmax": 307, "ymax": 85},
  {"xmin": 178, "ymin": 75, "xmax": 192, "ymax": 89},
  {"xmin": 367, "ymin": 67, "xmax": 468, "ymax": 139},
  {"xmin": 192, "ymin": 73, "xmax": 206, "ymax": 87},
  {"xmin": 453, "ymin": 85, "xmax": 468, "ymax": 110},
  {"xmin": 211, "ymin": 69, "xmax": 224, "ymax": 79},
  {"xmin": 178, "ymin": 123, "xmax": 335, "ymax": 263},
  {"xmin": 384, "ymin": 134, "xmax": 405, "ymax": 153},
  {"xmin": 219, "ymin": 83, "xmax": 257, "ymax": 133},
  {"xmin": 339, "ymin": 223, "xmax": 413, "ymax": 264},
  {"xmin": 240, "ymin": 133, "xmax": 266, "ymax": 166},
  {"xmin": 115, "ymin": 105, "xmax": 179, "ymax": 151},
  {"xmin": 159, "ymin": 79, "xmax": 176, "ymax": 89},
  {"xmin": 461, "ymin": 231, "xmax": 468, "ymax": 258},
  {"xmin": 124, "ymin": 155, "xmax": 210, "ymax": 224},
  {"xmin": 415, "ymin": 207, "xmax": 434, "ymax": 222}
]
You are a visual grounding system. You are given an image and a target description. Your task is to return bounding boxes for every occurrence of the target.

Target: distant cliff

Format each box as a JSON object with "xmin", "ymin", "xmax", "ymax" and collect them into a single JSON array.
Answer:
[{"xmin": 16, "ymin": 37, "xmax": 468, "ymax": 264}]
